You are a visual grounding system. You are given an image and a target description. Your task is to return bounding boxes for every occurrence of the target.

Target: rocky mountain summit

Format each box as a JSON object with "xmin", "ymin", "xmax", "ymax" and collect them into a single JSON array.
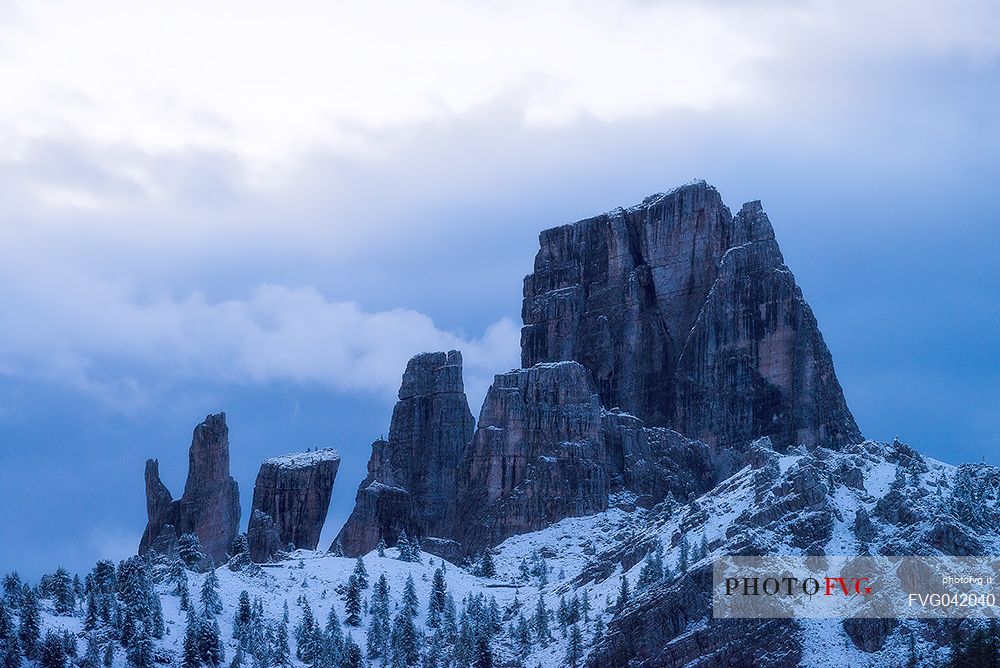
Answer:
[
  {"xmin": 335, "ymin": 350, "xmax": 476, "ymax": 558},
  {"xmin": 248, "ymin": 449, "xmax": 341, "ymax": 562},
  {"xmin": 521, "ymin": 183, "xmax": 860, "ymax": 454},
  {"xmin": 139, "ymin": 412, "xmax": 241, "ymax": 566}
]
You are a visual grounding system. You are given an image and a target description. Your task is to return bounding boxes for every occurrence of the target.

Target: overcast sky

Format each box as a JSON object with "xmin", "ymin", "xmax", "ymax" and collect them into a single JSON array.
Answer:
[{"xmin": 1, "ymin": 0, "xmax": 998, "ymax": 579}]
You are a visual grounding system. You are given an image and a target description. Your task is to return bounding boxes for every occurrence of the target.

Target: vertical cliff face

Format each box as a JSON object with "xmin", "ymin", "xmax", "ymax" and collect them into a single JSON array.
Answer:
[
  {"xmin": 673, "ymin": 202, "xmax": 861, "ymax": 452},
  {"xmin": 456, "ymin": 362, "xmax": 610, "ymax": 553},
  {"xmin": 139, "ymin": 413, "xmax": 241, "ymax": 565},
  {"xmin": 335, "ymin": 350, "xmax": 476, "ymax": 556},
  {"xmin": 249, "ymin": 449, "xmax": 340, "ymax": 562},
  {"xmin": 521, "ymin": 181, "xmax": 860, "ymax": 453}
]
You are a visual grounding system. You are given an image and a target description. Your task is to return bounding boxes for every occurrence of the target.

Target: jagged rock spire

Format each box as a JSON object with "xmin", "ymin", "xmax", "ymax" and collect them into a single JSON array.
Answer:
[
  {"xmin": 334, "ymin": 350, "xmax": 475, "ymax": 557},
  {"xmin": 139, "ymin": 412, "xmax": 241, "ymax": 565}
]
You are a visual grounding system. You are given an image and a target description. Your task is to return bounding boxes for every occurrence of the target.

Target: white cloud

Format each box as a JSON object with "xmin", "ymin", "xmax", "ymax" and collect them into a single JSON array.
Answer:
[
  {"xmin": 0, "ymin": 257, "xmax": 520, "ymax": 410},
  {"xmin": 5, "ymin": 0, "xmax": 995, "ymax": 173}
]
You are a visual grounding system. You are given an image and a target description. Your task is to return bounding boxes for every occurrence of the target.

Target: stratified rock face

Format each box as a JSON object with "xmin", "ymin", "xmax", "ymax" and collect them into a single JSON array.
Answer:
[
  {"xmin": 457, "ymin": 362, "xmax": 610, "ymax": 553},
  {"xmin": 139, "ymin": 413, "xmax": 241, "ymax": 565},
  {"xmin": 249, "ymin": 449, "xmax": 340, "ymax": 561},
  {"xmin": 335, "ymin": 351, "xmax": 475, "ymax": 557},
  {"xmin": 520, "ymin": 181, "xmax": 861, "ymax": 452},
  {"xmin": 673, "ymin": 202, "xmax": 861, "ymax": 451}
]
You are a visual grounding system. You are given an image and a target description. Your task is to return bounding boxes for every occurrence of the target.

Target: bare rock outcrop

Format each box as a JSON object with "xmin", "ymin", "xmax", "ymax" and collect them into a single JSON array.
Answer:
[
  {"xmin": 249, "ymin": 449, "xmax": 340, "ymax": 562},
  {"xmin": 520, "ymin": 181, "xmax": 861, "ymax": 453},
  {"xmin": 334, "ymin": 351, "xmax": 475, "ymax": 557},
  {"xmin": 139, "ymin": 412, "xmax": 241, "ymax": 565},
  {"xmin": 456, "ymin": 362, "xmax": 610, "ymax": 553}
]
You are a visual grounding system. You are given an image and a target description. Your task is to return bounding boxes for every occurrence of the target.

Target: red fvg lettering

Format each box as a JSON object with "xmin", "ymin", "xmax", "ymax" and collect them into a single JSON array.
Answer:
[{"xmin": 823, "ymin": 577, "xmax": 872, "ymax": 596}]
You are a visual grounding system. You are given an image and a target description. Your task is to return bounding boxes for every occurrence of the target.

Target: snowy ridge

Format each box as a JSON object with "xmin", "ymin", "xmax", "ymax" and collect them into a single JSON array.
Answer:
[{"xmin": 264, "ymin": 449, "xmax": 341, "ymax": 470}]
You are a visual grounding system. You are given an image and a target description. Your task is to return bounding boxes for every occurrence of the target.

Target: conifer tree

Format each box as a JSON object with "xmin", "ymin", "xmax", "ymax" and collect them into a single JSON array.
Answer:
[
  {"xmin": 428, "ymin": 567, "xmax": 447, "ymax": 628},
  {"xmin": 81, "ymin": 633, "xmax": 101, "ymax": 668},
  {"xmin": 324, "ymin": 606, "xmax": 344, "ymax": 665},
  {"xmin": 342, "ymin": 633, "xmax": 362, "ymax": 668},
  {"xmin": 102, "ymin": 640, "xmax": 114, "ymax": 667},
  {"xmin": 272, "ymin": 620, "xmax": 292, "ymax": 667},
  {"xmin": 391, "ymin": 583, "xmax": 420, "ymax": 667},
  {"xmin": 200, "ymin": 618, "xmax": 225, "ymax": 667},
  {"xmin": 637, "ymin": 542, "xmax": 664, "ymax": 589},
  {"xmin": 397, "ymin": 530, "xmax": 413, "ymax": 562},
  {"xmin": 533, "ymin": 595, "xmax": 550, "ymax": 646},
  {"xmin": 330, "ymin": 538, "xmax": 345, "ymax": 558},
  {"xmin": 172, "ymin": 559, "xmax": 190, "ymax": 596},
  {"xmin": 353, "ymin": 557, "xmax": 369, "ymax": 589},
  {"xmin": 0, "ymin": 598, "xmax": 13, "ymax": 641},
  {"xmin": 615, "ymin": 575, "xmax": 630, "ymax": 615},
  {"xmin": 478, "ymin": 551, "xmax": 496, "ymax": 578},
  {"xmin": 179, "ymin": 534, "xmax": 206, "ymax": 569},
  {"xmin": 183, "ymin": 608, "xmax": 202, "ymax": 668},
  {"xmin": 344, "ymin": 575, "xmax": 362, "ymax": 626},
  {"xmin": 84, "ymin": 590, "xmax": 99, "ymax": 630},
  {"xmin": 678, "ymin": 536, "xmax": 690, "ymax": 573},
  {"xmin": 295, "ymin": 600, "xmax": 316, "ymax": 659},
  {"xmin": 473, "ymin": 633, "xmax": 492, "ymax": 668},
  {"xmin": 377, "ymin": 539, "xmax": 387, "ymax": 557},
  {"xmin": 368, "ymin": 573, "xmax": 391, "ymax": 659},
  {"xmin": 566, "ymin": 624, "xmax": 584, "ymax": 668},
  {"xmin": 19, "ymin": 586, "xmax": 41, "ymax": 660},
  {"xmin": 233, "ymin": 591, "xmax": 252, "ymax": 646},
  {"xmin": 39, "ymin": 630, "xmax": 67, "ymax": 668},
  {"xmin": 201, "ymin": 569, "xmax": 223, "ymax": 618},
  {"xmin": 51, "ymin": 567, "xmax": 76, "ymax": 615},
  {"xmin": 127, "ymin": 624, "xmax": 155, "ymax": 668}
]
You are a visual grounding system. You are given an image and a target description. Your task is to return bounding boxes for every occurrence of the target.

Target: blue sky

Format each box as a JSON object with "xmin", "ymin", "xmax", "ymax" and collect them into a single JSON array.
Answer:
[{"xmin": 0, "ymin": 0, "xmax": 998, "ymax": 580}]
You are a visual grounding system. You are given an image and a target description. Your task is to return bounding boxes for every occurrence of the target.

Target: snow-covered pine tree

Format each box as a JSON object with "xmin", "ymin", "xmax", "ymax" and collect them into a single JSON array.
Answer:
[
  {"xmin": 182, "ymin": 608, "xmax": 202, "ymax": 668},
  {"xmin": 352, "ymin": 557, "xmax": 369, "ymax": 589},
  {"xmin": 391, "ymin": 576, "xmax": 421, "ymax": 666},
  {"xmin": 233, "ymin": 591, "xmax": 252, "ymax": 646},
  {"xmin": 39, "ymin": 630, "xmax": 67, "ymax": 668},
  {"xmin": 330, "ymin": 538, "xmax": 345, "ymax": 558},
  {"xmin": 678, "ymin": 536, "xmax": 690, "ymax": 573},
  {"xmin": 344, "ymin": 575, "xmax": 362, "ymax": 626},
  {"xmin": 19, "ymin": 586, "xmax": 41, "ymax": 660},
  {"xmin": 201, "ymin": 569, "xmax": 223, "ymax": 618},
  {"xmin": 533, "ymin": 595, "xmax": 550, "ymax": 646},
  {"xmin": 272, "ymin": 620, "xmax": 292, "ymax": 668},
  {"xmin": 342, "ymin": 633, "xmax": 362, "ymax": 668},
  {"xmin": 637, "ymin": 542, "xmax": 664, "ymax": 590},
  {"xmin": 80, "ymin": 633, "xmax": 100, "ymax": 668},
  {"xmin": 84, "ymin": 590, "xmax": 99, "ymax": 630},
  {"xmin": 294, "ymin": 600, "xmax": 316, "ymax": 660},
  {"xmin": 615, "ymin": 575, "xmax": 630, "ymax": 615},
  {"xmin": 565, "ymin": 624, "xmax": 584, "ymax": 668},
  {"xmin": 377, "ymin": 538, "xmax": 387, "ymax": 557},
  {"xmin": 365, "ymin": 572, "xmax": 390, "ymax": 660},
  {"xmin": 324, "ymin": 606, "xmax": 343, "ymax": 666},
  {"xmin": 396, "ymin": 530, "xmax": 413, "ymax": 562},
  {"xmin": 51, "ymin": 567, "xmax": 76, "ymax": 615},
  {"xmin": 127, "ymin": 623, "xmax": 154, "ymax": 668},
  {"xmin": 477, "ymin": 551, "xmax": 496, "ymax": 578},
  {"xmin": 427, "ymin": 566, "xmax": 447, "ymax": 628},
  {"xmin": 179, "ymin": 534, "xmax": 206, "ymax": 569},
  {"xmin": 473, "ymin": 633, "xmax": 492, "ymax": 668},
  {"xmin": 199, "ymin": 618, "xmax": 225, "ymax": 667}
]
